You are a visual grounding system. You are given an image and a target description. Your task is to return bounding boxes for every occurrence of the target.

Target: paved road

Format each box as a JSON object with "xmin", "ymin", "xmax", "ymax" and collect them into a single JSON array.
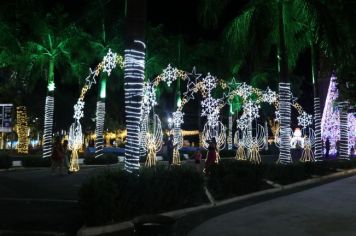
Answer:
[
  {"xmin": 0, "ymin": 165, "xmax": 118, "ymax": 235},
  {"xmin": 189, "ymin": 175, "xmax": 356, "ymax": 236}
]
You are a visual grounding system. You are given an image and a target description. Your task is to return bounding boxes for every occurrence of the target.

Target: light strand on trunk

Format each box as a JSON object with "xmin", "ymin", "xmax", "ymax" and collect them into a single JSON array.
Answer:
[
  {"xmin": 277, "ymin": 83, "xmax": 291, "ymax": 164},
  {"xmin": 43, "ymin": 96, "xmax": 54, "ymax": 158},
  {"xmin": 95, "ymin": 101, "xmax": 105, "ymax": 158}
]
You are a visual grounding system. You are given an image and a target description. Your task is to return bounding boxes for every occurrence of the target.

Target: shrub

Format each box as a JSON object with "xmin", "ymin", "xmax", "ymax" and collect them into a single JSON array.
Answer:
[
  {"xmin": 22, "ymin": 155, "xmax": 51, "ymax": 167},
  {"xmin": 207, "ymin": 160, "xmax": 266, "ymax": 200},
  {"xmin": 79, "ymin": 166, "xmax": 206, "ymax": 226},
  {"xmin": 84, "ymin": 153, "xmax": 118, "ymax": 165},
  {"xmin": 0, "ymin": 153, "xmax": 12, "ymax": 169}
]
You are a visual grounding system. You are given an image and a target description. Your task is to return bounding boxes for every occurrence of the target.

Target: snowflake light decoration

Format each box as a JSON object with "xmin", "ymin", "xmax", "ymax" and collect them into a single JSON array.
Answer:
[
  {"xmin": 237, "ymin": 83, "xmax": 253, "ymax": 100},
  {"xmin": 172, "ymin": 111, "xmax": 184, "ymax": 127},
  {"xmin": 142, "ymin": 82, "xmax": 157, "ymax": 110},
  {"xmin": 201, "ymin": 97, "xmax": 221, "ymax": 117},
  {"xmin": 102, "ymin": 49, "xmax": 117, "ymax": 76},
  {"xmin": 298, "ymin": 111, "xmax": 313, "ymax": 128},
  {"xmin": 202, "ymin": 73, "xmax": 217, "ymax": 93},
  {"xmin": 262, "ymin": 87, "xmax": 277, "ymax": 104},
  {"xmin": 243, "ymin": 100, "xmax": 260, "ymax": 120},
  {"xmin": 47, "ymin": 81, "xmax": 55, "ymax": 91},
  {"xmin": 162, "ymin": 64, "xmax": 178, "ymax": 87},
  {"xmin": 73, "ymin": 101, "xmax": 85, "ymax": 120}
]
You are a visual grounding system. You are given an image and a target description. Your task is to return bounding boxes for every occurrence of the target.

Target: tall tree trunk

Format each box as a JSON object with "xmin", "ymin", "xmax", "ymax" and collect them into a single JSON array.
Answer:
[
  {"xmin": 227, "ymin": 104, "xmax": 233, "ymax": 150},
  {"xmin": 339, "ymin": 102, "xmax": 349, "ymax": 159},
  {"xmin": 124, "ymin": 0, "xmax": 146, "ymax": 172},
  {"xmin": 277, "ymin": 1, "xmax": 291, "ymax": 164},
  {"xmin": 311, "ymin": 43, "xmax": 322, "ymax": 161},
  {"xmin": 42, "ymin": 59, "xmax": 55, "ymax": 159},
  {"xmin": 95, "ymin": 75, "xmax": 107, "ymax": 158}
]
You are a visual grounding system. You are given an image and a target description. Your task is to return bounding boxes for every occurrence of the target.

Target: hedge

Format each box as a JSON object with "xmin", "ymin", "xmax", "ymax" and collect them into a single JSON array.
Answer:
[
  {"xmin": 0, "ymin": 153, "xmax": 12, "ymax": 169},
  {"xmin": 79, "ymin": 166, "xmax": 206, "ymax": 226},
  {"xmin": 84, "ymin": 153, "xmax": 118, "ymax": 165},
  {"xmin": 21, "ymin": 155, "xmax": 51, "ymax": 167}
]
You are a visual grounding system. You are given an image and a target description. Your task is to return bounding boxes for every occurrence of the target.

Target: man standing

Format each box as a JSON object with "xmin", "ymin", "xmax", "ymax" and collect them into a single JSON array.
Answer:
[
  {"xmin": 325, "ymin": 138, "xmax": 330, "ymax": 158},
  {"xmin": 166, "ymin": 134, "xmax": 174, "ymax": 165}
]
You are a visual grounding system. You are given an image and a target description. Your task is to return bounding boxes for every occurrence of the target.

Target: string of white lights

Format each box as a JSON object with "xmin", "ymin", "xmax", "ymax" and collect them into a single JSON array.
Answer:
[
  {"xmin": 339, "ymin": 102, "xmax": 349, "ymax": 159},
  {"xmin": 297, "ymin": 111, "xmax": 313, "ymax": 128},
  {"xmin": 277, "ymin": 83, "xmax": 292, "ymax": 164},
  {"xmin": 16, "ymin": 106, "xmax": 29, "ymax": 154},
  {"xmin": 95, "ymin": 101, "xmax": 105, "ymax": 158},
  {"xmin": 145, "ymin": 114, "xmax": 163, "ymax": 167},
  {"xmin": 124, "ymin": 40, "xmax": 146, "ymax": 172},
  {"xmin": 313, "ymin": 97, "xmax": 322, "ymax": 160},
  {"xmin": 68, "ymin": 121, "xmax": 82, "ymax": 172},
  {"xmin": 43, "ymin": 96, "xmax": 54, "ymax": 159},
  {"xmin": 227, "ymin": 115, "xmax": 232, "ymax": 150}
]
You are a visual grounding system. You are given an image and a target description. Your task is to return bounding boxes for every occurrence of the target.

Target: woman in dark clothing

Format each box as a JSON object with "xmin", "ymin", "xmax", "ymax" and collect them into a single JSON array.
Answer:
[{"xmin": 204, "ymin": 139, "xmax": 217, "ymax": 175}]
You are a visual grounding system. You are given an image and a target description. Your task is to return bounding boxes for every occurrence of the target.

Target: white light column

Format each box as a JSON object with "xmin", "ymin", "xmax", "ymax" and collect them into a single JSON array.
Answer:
[
  {"xmin": 339, "ymin": 102, "xmax": 349, "ymax": 159},
  {"xmin": 277, "ymin": 83, "xmax": 291, "ymax": 164},
  {"xmin": 314, "ymin": 97, "xmax": 322, "ymax": 160},
  {"xmin": 94, "ymin": 101, "xmax": 105, "ymax": 158},
  {"xmin": 43, "ymin": 96, "xmax": 54, "ymax": 158},
  {"xmin": 124, "ymin": 40, "xmax": 146, "ymax": 172}
]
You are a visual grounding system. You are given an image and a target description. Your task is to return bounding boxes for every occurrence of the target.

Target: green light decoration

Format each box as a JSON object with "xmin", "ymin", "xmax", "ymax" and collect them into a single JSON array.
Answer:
[
  {"xmin": 176, "ymin": 95, "xmax": 182, "ymax": 108},
  {"xmin": 100, "ymin": 78, "xmax": 107, "ymax": 98},
  {"xmin": 47, "ymin": 81, "xmax": 55, "ymax": 92}
]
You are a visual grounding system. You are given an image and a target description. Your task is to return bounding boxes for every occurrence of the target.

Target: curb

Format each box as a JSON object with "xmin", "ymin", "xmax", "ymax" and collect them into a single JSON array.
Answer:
[{"xmin": 76, "ymin": 167, "xmax": 356, "ymax": 236}]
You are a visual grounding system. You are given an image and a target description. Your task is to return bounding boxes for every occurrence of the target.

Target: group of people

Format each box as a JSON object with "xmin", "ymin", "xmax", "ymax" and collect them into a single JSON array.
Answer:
[{"xmin": 51, "ymin": 136, "xmax": 71, "ymax": 175}]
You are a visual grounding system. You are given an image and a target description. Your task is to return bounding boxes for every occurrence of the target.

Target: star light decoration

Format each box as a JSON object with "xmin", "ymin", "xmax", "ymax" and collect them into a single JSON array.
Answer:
[
  {"xmin": 183, "ymin": 67, "xmax": 202, "ymax": 102},
  {"xmin": 85, "ymin": 68, "xmax": 96, "ymax": 89},
  {"xmin": 102, "ymin": 48, "xmax": 117, "ymax": 76},
  {"xmin": 172, "ymin": 111, "xmax": 184, "ymax": 127},
  {"xmin": 262, "ymin": 87, "xmax": 277, "ymax": 104},
  {"xmin": 73, "ymin": 101, "xmax": 85, "ymax": 120},
  {"xmin": 162, "ymin": 64, "xmax": 178, "ymax": 87},
  {"xmin": 224, "ymin": 77, "xmax": 241, "ymax": 104},
  {"xmin": 297, "ymin": 111, "xmax": 313, "ymax": 128},
  {"xmin": 243, "ymin": 100, "xmax": 260, "ymax": 120}
]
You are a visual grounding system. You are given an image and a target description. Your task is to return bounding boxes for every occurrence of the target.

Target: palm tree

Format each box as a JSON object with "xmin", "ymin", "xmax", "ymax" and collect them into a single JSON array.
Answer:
[
  {"xmin": 200, "ymin": 0, "xmax": 312, "ymax": 163},
  {"xmin": 26, "ymin": 14, "xmax": 87, "ymax": 158},
  {"xmin": 83, "ymin": 1, "xmax": 125, "ymax": 158},
  {"xmin": 124, "ymin": 0, "xmax": 147, "ymax": 172}
]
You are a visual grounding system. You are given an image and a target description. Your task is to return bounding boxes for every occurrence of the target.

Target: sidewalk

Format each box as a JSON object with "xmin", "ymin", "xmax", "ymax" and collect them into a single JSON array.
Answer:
[{"xmin": 188, "ymin": 175, "xmax": 356, "ymax": 236}]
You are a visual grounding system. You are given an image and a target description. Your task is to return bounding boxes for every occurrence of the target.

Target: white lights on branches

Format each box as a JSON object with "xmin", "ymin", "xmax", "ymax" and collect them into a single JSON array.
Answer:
[
  {"xmin": 102, "ymin": 48, "xmax": 117, "ymax": 76},
  {"xmin": 162, "ymin": 64, "xmax": 178, "ymax": 87},
  {"xmin": 297, "ymin": 111, "xmax": 313, "ymax": 128}
]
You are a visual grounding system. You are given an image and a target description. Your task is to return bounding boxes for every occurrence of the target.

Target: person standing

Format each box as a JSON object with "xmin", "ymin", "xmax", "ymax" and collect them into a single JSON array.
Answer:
[
  {"xmin": 204, "ymin": 139, "xmax": 217, "ymax": 175},
  {"xmin": 194, "ymin": 149, "xmax": 202, "ymax": 173},
  {"xmin": 166, "ymin": 134, "xmax": 174, "ymax": 166},
  {"xmin": 51, "ymin": 136, "xmax": 65, "ymax": 175},
  {"xmin": 62, "ymin": 140, "xmax": 70, "ymax": 173},
  {"xmin": 325, "ymin": 138, "xmax": 330, "ymax": 158}
]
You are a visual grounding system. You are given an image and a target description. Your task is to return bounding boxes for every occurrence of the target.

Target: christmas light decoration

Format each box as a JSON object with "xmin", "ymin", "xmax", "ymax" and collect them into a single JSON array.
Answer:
[
  {"xmin": 16, "ymin": 106, "xmax": 28, "ymax": 154},
  {"xmin": 94, "ymin": 101, "xmax": 105, "ymax": 158},
  {"xmin": 68, "ymin": 121, "xmax": 82, "ymax": 172},
  {"xmin": 300, "ymin": 136, "xmax": 314, "ymax": 162},
  {"xmin": 145, "ymin": 114, "xmax": 163, "ymax": 167},
  {"xmin": 43, "ymin": 96, "xmax": 54, "ymax": 158},
  {"xmin": 102, "ymin": 49, "xmax": 117, "ymax": 76},
  {"xmin": 313, "ymin": 97, "xmax": 322, "ymax": 160},
  {"xmin": 339, "ymin": 102, "xmax": 349, "ymax": 159},
  {"xmin": 234, "ymin": 131, "xmax": 247, "ymax": 160},
  {"xmin": 236, "ymin": 83, "xmax": 252, "ymax": 100},
  {"xmin": 182, "ymin": 67, "xmax": 202, "ymax": 102},
  {"xmin": 236, "ymin": 115, "xmax": 249, "ymax": 131},
  {"xmin": 242, "ymin": 124, "xmax": 265, "ymax": 164},
  {"xmin": 262, "ymin": 87, "xmax": 278, "ymax": 104},
  {"xmin": 321, "ymin": 76, "xmax": 356, "ymax": 155},
  {"xmin": 124, "ymin": 40, "xmax": 146, "ymax": 172},
  {"xmin": 227, "ymin": 114, "xmax": 233, "ymax": 150},
  {"xmin": 202, "ymin": 121, "xmax": 226, "ymax": 163},
  {"xmin": 277, "ymin": 83, "xmax": 292, "ymax": 164},
  {"xmin": 161, "ymin": 64, "xmax": 178, "ymax": 87},
  {"xmin": 47, "ymin": 81, "xmax": 55, "ymax": 92},
  {"xmin": 243, "ymin": 100, "xmax": 260, "ymax": 120},
  {"xmin": 297, "ymin": 111, "xmax": 313, "ymax": 128}
]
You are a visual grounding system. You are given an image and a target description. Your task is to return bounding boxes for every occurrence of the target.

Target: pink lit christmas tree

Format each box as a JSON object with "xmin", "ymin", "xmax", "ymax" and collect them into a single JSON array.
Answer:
[{"xmin": 321, "ymin": 76, "xmax": 356, "ymax": 155}]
